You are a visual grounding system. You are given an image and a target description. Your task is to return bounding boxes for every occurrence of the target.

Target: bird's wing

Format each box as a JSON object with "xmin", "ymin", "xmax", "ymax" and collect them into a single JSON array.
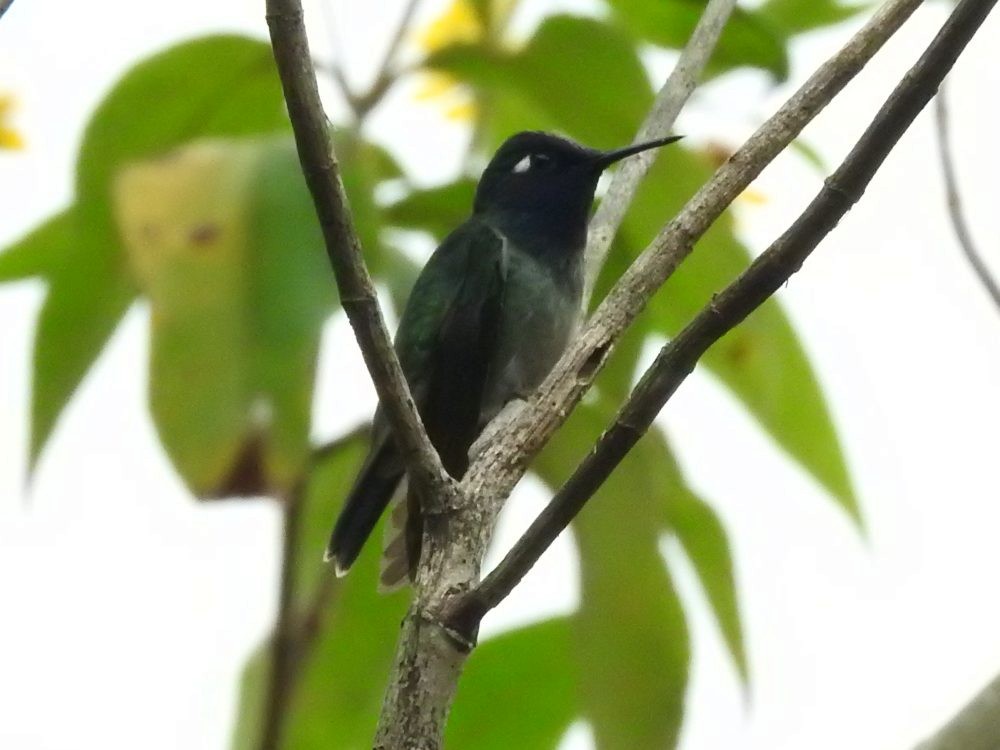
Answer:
[
  {"xmin": 326, "ymin": 218, "xmax": 506, "ymax": 577},
  {"xmin": 395, "ymin": 216, "xmax": 507, "ymax": 473}
]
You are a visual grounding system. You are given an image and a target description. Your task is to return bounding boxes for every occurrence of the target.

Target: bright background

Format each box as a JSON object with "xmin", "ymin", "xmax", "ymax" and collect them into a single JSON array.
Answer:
[{"xmin": 2, "ymin": 1, "xmax": 999, "ymax": 748}]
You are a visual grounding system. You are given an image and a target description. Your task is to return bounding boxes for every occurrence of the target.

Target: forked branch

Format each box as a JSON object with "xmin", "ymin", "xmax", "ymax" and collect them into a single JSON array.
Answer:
[{"xmin": 455, "ymin": 0, "xmax": 998, "ymax": 625}]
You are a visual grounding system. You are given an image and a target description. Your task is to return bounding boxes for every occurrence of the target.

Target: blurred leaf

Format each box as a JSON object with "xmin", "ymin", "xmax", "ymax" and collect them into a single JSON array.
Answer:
[
  {"xmin": 75, "ymin": 34, "xmax": 289, "ymax": 328},
  {"xmin": 383, "ymin": 179, "xmax": 477, "ymax": 237},
  {"xmin": 664, "ymin": 465, "xmax": 748, "ymax": 683},
  {"xmin": 116, "ymin": 140, "xmax": 260, "ymax": 495},
  {"xmin": 449, "ymin": 618, "xmax": 577, "ymax": 749},
  {"xmin": 248, "ymin": 139, "xmax": 335, "ymax": 489},
  {"xmin": 603, "ymin": 0, "xmax": 789, "ymax": 80},
  {"xmin": 76, "ymin": 34, "xmax": 287, "ymax": 267},
  {"xmin": 231, "ymin": 645, "xmax": 270, "ymax": 750},
  {"xmin": 428, "ymin": 15, "xmax": 653, "ymax": 145},
  {"xmin": 112, "ymin": 129, "xmax": 393, "ymax": 496},
  {"xmin": 535, "ymin": 396, "xmax": 691, "ymax": 749},
  {"xmin": 603, "ymin": 144, "xmax": 860, "ymax": 523},
  {"xmin": 790, "ymin": 137, "xmax": 829, "ymax": 173},
  {"xmin": 30, "ymin": 260, "xmax": 134, "ymax": 469},
  {"xmin": 3, "ymin": 35, "xmax": 292, "ymax": 477},
  {"xmin": 0, "ymin": 209, "xmax": 74, "ymax": 282},
  {"xmin": 759, "ymin": 0, "xmax": 872, "ymax": 34}
]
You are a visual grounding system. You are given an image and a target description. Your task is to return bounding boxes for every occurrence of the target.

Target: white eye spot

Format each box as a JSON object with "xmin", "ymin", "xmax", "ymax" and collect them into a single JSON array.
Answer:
[{"xmin": 513, "ymin": 155, "xmax": 531, "ymax": 173}]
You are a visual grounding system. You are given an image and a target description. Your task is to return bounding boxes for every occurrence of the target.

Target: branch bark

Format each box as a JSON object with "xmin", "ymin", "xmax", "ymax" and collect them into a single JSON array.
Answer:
[
  {"xmin": 461, "ymin": 0, "xmax": 923, "ymax": 519},
  {"xmin": 915, "ymin": 671, "xmax": 1000, "ymax": 750},
  {"xmin": 583, "ymin": 0, "xmax": 739, "ymax": 302},
  {"xmin": 265, "ymin": 0, "xmax": 454, "ymax": 504},
  {"xmin": 456, "ymin": 0, "xmax": 998, "ymax": 621},
  {"xmin": 0, "ymin": 0, "xmax": 14, "ymax": 22},
  {"xmin": 933, "ymin": 82, "xmax": 1000, "ymax": 312}
]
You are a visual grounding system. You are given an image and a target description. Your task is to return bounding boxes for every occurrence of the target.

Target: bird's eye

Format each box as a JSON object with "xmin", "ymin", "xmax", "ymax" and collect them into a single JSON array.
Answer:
[
  {"xmin": 530, "ymin": 153, "xmax": 552, "ymax": 169},
  {"xmin": 512, "ymin": 153, "xmax": 553, "ymax": 174}
]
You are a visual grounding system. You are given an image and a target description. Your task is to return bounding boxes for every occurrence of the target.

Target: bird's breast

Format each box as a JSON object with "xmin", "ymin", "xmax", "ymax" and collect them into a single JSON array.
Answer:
[{"xmin": 481, "ymin": 242, "xmax": 583, "ymax": 421}]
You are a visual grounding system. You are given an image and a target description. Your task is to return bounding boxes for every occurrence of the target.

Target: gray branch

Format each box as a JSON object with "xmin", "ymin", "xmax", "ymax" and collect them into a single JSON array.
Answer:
[
  {"xmin": 265, "ymin": 0, "xmax": 455, "ymax": 504},
  {"xmin": 583, "ymin": 0, "xmax": 738, "ymax": 302}
]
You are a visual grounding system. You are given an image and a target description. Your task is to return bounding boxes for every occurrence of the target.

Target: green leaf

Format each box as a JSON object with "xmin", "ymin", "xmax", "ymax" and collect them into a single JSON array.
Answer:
[
  {"xmin": 113, "ymin": 132, "xmax": 391, "ymax": 496},
  {"xmin": 759, "ymin": 0, "xmax": 873, "ymax": 35},
  {"xmin": 0, "ymin": 209, "xmax": 75, "ymax": 283},
  {"xmin": 230, "ymin": 644, "xmax": 270, "ymax": 750},
  {"xmin": 383, "ymin": 179, "xmax": 478, "ymax": 238},
  {"xmin": 115, "ymin": 140, "xmax": 260, "ymax": 495},
  {"xmin": 449, "ymin": 618, "xmax": 577, "ymax": 749},
  {"xmin": 77, "ymin": 34, "xmax": 288, "ymax": 289},
  {"xmin": 30, "ymin": 260, "xmax": 134, "ymax": 469},
  {"xmin": 603, "ymin": 0, "xmax": 789, "ymax": 80},
  {"xmin": 248, "ymin": 138, "xmax": 336, "ymax": 489},
  {"xmin": 428, "ymin": 15, "xmax": 653, "ymax": 146},
  {"xmin": 665, "ymin": 473, "xmax": 748, "ymax": 684},
  {"xmin": 535, "ymin": 397, "xmax": 691, "ymax": 749},
  {"xmin": 77, "ymin": 34, "xmax": 287, "ymax": 214},
  {"xmin": 790, "ymin": 137, "xmax": 829, "ymax": 173},
  {"xmin": 605, "ymin": 145, "xmax": 859, "ymax": 522}
]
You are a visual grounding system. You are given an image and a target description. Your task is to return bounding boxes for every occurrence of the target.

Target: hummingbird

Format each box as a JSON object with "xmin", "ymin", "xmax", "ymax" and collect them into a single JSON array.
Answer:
[{"xmin": 326, "ymin": 130, "xmax": 683, "ymax": 589}]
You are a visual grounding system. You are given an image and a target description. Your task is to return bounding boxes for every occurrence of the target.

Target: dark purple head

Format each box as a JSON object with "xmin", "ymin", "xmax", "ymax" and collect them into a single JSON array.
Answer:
[{"xmin": 473, "ymin": 131, "xmax": 682, "ymax": 248}]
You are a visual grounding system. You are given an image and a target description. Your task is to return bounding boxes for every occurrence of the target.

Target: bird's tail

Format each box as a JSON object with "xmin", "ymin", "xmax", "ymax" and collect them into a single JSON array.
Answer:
[{"xmin": 325, "ymin": 441, "xmax": 403, "ymax": 576}]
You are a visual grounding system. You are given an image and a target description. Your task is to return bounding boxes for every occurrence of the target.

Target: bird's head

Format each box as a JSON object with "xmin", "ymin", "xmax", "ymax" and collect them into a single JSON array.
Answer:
[{"xmin": 473, "ymin": 131, "xmax": 683, "ymax": 249}]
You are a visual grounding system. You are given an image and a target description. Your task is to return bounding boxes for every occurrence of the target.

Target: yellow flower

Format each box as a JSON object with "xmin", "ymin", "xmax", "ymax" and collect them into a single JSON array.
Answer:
[
  {"xmin": 414, "ymin": 0, "xmax": 482, "ymax": 122},
  {"xmin": 0, "ymin": 93, "xmax": 25, "ymax": 150},
  {"xmin": 417, "ymin": 0, "xmax": 483, "ymax": 52}
]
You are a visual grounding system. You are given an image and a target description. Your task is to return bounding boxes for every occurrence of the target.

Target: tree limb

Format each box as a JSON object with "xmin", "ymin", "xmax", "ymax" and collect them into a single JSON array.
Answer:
[
  {"xmin": 934, "ymin": 82, "xmax": 1000, "ymax": 312},
  {"xmin": 461, "ymin": 0, "xmax": 924, "ymax": 515},
  {"xmin": 915, "ymin": 671, "xmax": 1000, "ymax": 750},
  {"xmin": 0, "ymin": 0, "xmax": 14, "ymax": 22},
  {"xmin": 373, "ymin": 2, "xmax": 926, "ymax": 745},
  {"xmin": 455, "ymin": 0, "xmax": 998, "ymax": 624},
  {"xmin": 265, "ymin": 0, "xmax": 455, "ymax": 503},
  {"xmin": 583, "ymin": 0, "xmax": 739, "ymax": 302}
]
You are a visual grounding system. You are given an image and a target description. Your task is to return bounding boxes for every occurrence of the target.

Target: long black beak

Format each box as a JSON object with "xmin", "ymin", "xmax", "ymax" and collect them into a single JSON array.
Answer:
[{"xmin": 593, "ymin": 134, "xmax": 684, "ymax": 171}]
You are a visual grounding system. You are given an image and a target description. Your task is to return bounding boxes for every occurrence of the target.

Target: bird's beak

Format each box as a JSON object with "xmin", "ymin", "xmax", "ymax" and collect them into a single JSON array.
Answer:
[{"xmin": 593, "ymin": 134, "xmax": 684, "ymax": 171}]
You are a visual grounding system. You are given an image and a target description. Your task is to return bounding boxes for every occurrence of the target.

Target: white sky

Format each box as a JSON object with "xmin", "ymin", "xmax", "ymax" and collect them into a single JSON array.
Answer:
[{"xmin": 2, "ymin": 1, "xmax": 1000, "ymax": 749}]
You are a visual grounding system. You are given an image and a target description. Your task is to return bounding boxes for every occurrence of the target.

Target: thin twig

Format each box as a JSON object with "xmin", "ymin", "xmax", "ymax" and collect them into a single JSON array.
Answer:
[
  {"xmin": 352, "ymin": 0, "xmax": 421, "ymax": 118},
  {"xmin": 934, "ymin": 82, "xmax": 1000, "ymax": 311},
  {"xmin": 259, "ymin": 484, "xmax": 305, "ymax": 750},
  {"xmin": 265, "ymin": 0, "xmax": 455, "ymax": 503},
  {"xmin": 583, "ymin": 0, "xmax": 739, "ymax": 302},
  {"xmin": 315, "ymin": 0, "xmax": 421, "ymax": 120},
  {"xmin": 454, "ymin": 0, "xmax": 998, "ymax": 626},
  {"xmin": 461, "ymin": 0, "xmax": 924, "ymax": 510}
]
